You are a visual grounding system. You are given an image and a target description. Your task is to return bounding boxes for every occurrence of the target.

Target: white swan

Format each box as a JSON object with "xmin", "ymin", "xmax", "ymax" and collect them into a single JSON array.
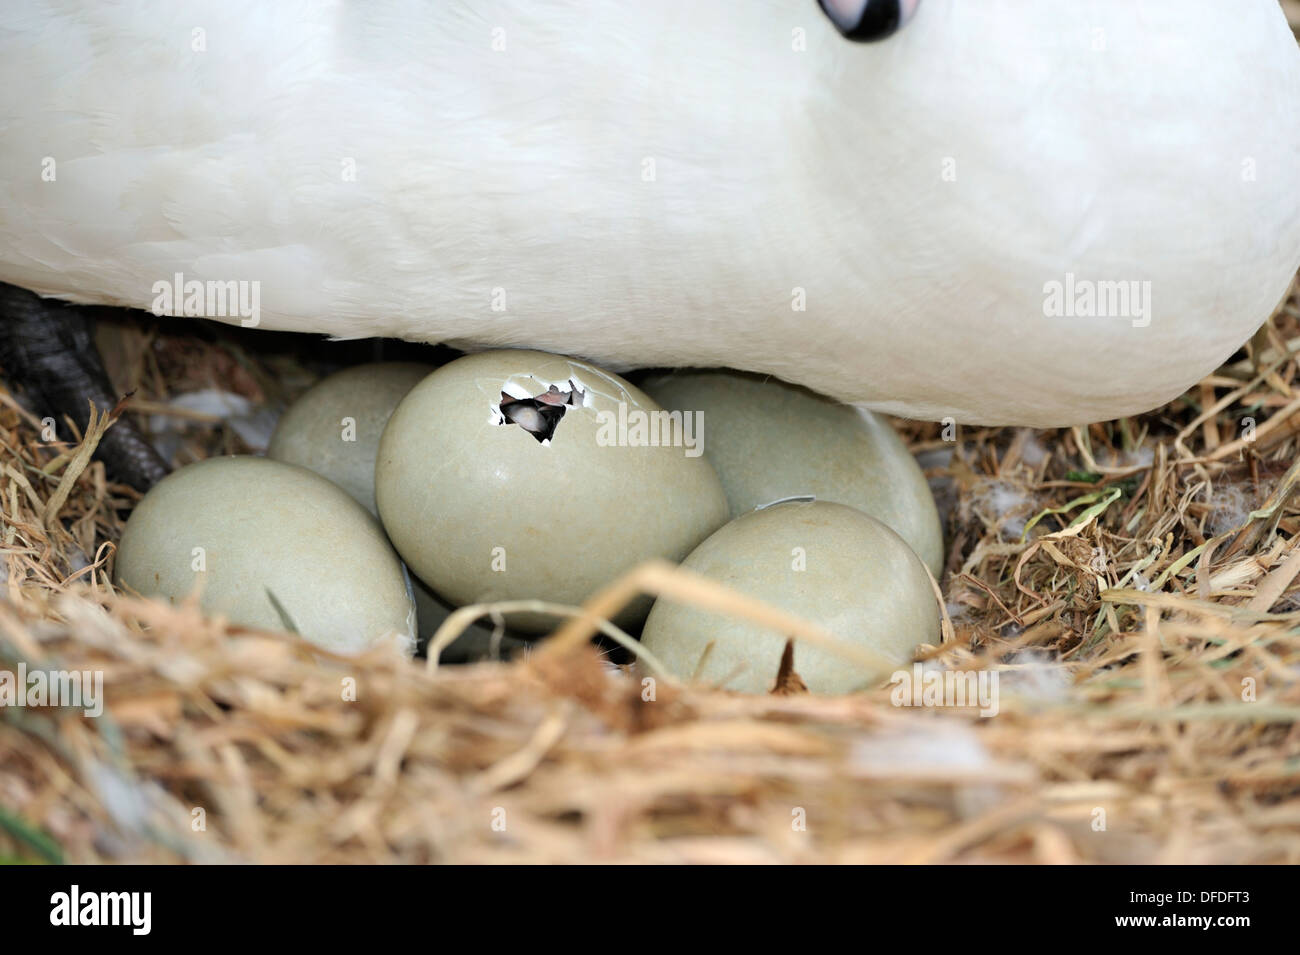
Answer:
[{"xmin": 1, "ymin": 0, "xmax": 1298, "ymax": 426}]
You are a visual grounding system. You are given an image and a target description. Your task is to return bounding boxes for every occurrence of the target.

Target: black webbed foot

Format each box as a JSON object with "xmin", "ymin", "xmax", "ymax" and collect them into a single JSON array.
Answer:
[{"xmin": 0, "ymin": 282, "xmax": 169, "ymax": 492}]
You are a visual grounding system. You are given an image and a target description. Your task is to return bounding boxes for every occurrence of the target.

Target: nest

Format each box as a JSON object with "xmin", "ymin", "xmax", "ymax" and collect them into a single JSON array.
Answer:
[{"xmin": 3, "ymin": 278, "xmax": 1300, "ymax": 865}]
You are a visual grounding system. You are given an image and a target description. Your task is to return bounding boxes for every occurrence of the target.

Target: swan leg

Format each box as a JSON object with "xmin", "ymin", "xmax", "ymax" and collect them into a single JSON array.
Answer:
[{"xmin": 0, "ymin": 283, "xmax": 168, "ymax": 492}]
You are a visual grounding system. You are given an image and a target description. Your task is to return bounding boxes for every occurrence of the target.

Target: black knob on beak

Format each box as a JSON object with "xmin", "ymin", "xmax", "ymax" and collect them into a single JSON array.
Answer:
[{"xmin": 818, "ymin": 0, "xmax": 909, "ymax": 43}]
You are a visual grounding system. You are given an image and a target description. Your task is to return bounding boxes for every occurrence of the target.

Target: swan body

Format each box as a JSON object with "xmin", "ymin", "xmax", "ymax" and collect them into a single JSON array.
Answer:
[{"xmin": 1, "ymin": 0, "xmax": 1298, "ymax": 425}]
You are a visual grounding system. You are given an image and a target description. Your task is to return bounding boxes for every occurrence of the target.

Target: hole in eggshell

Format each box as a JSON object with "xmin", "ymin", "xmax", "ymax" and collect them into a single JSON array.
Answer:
[{"xmin": 494, "ymin": 380, "xmax": 585, "ymax": 444}]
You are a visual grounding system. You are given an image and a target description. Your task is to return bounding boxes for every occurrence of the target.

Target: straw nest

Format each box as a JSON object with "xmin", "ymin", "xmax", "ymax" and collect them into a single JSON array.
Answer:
[{"xmin": 2, "ymin": 273, "xmax": 1300, "ymax": 865}]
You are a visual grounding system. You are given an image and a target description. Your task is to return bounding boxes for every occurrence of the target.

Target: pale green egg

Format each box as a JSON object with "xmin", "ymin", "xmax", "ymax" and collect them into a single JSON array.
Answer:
[
  {"xmin": 639, "ymin": 370, "xmax": 944, "ymax": 575},
  {"xmin": 375, "ymin": 349, "xmax": 730, "ymax": 631},
  {"xmin": 639, "ymin": 499, "xmax": 939, "ymax": 694},
  {"xmin": 268, "ymin": 362, "xmax": 434, "ymax": 515},
  {"xmin": 114, "ymin": 456, "xmax": 416, "ymax": 656}
]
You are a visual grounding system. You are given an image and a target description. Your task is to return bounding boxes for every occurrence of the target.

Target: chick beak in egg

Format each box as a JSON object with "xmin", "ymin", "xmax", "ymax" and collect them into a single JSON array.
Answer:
[{"xmin": 495, "ymin": 381, "xmax": 586, "ymax": 444}]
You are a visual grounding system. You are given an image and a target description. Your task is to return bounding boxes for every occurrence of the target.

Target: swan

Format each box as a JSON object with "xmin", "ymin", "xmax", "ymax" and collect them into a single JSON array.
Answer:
[{"xmin": 0, "ymin": 0, "xmax": 1298, "ymax": 470}]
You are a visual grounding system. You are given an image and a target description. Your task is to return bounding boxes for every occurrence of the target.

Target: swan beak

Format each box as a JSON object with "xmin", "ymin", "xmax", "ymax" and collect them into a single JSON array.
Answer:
[{"xmin": 818, "ymin": 0, "xmax": 920, "ymax": 42}]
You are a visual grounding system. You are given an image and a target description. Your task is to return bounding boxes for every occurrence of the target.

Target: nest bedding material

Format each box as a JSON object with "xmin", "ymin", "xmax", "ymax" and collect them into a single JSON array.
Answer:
[{"xmin": 2, "ymin": 282, "xmax": 1300, "ymax": 864}]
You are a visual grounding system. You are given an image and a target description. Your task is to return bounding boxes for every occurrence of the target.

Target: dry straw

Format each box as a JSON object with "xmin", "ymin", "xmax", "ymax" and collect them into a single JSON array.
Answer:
[{"xmin": 2, "ymin": 276, "xmax": 1300, "ymax": 863}]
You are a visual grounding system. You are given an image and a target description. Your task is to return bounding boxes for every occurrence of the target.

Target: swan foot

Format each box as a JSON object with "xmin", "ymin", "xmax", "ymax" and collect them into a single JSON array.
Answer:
[{"xmin": 0, "ymin": 283, "xmax": 169, "ymax": 492}]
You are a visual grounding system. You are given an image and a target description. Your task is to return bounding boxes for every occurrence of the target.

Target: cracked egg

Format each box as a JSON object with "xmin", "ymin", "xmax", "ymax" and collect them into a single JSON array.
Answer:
[
  {"xmin": 639, "ymin": 499, "xmax": 938, "ymax": 694},
  {"xmin": 375, "ymin": 349, "xmax": 729, "ymax": 630}
]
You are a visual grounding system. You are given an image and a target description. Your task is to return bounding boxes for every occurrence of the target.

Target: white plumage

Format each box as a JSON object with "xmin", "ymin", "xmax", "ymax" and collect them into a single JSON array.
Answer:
[{"xmin": 1, "ymin": 0, "xmax": 1298, "ymax": 425}]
